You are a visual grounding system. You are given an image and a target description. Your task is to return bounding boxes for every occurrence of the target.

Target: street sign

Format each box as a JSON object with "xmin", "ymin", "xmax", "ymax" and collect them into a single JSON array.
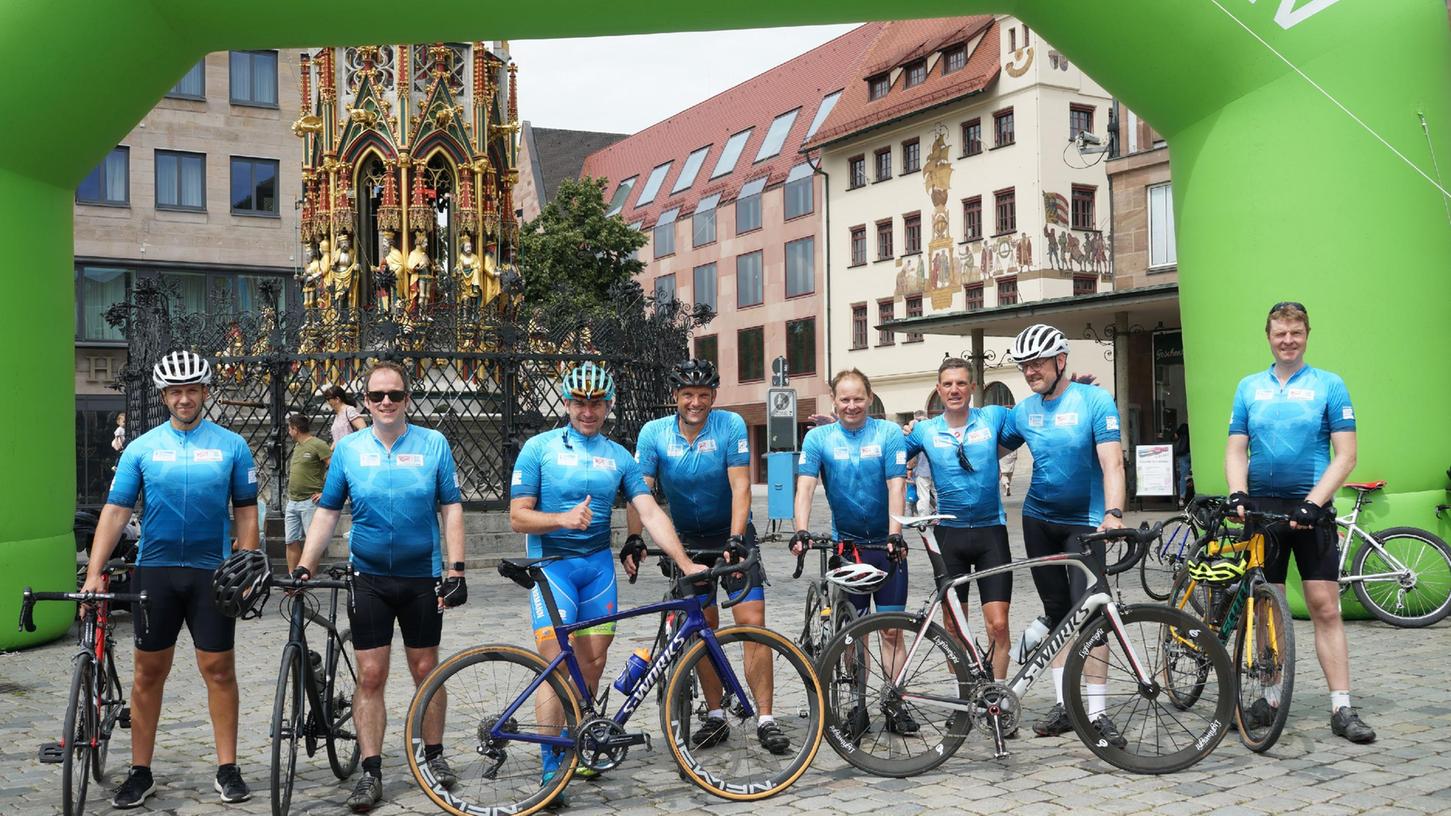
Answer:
[
  {"xmin": 767, "ymin": 387, "xmax": 797, "ymax": 451},
  {"xmin": 771, "ymin": 355, "xmax": 789, "ymax": 387}
]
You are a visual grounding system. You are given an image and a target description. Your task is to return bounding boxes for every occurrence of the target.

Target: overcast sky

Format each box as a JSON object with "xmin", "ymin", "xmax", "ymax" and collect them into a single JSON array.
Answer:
[{"xmin": 509, "ymin": 24, "xmax": 861, "ymax": 135}]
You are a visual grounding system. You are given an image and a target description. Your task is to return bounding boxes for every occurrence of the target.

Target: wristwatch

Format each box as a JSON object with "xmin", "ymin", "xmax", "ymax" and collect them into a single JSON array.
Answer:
[
  {"xmin": 1104, "ymin": 508, "xmax": 1124, "ymax": 519},
  {"xmin": 449, "ymin": 561, "xmax": 467, "ymax": 572}
]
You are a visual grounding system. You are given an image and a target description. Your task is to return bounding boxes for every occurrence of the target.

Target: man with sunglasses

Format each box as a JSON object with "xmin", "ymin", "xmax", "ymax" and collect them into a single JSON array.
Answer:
[
  {"xmin": 295, "ymin": 360, "xmax": 467, "ymax": 812},
  {"xmin": 998, "ymin": 324, "xmax": 1127, "ymax": 747},
  {"xmin": 1226, "ymin": 301, "xmax": 1373, "ymax": 743}
]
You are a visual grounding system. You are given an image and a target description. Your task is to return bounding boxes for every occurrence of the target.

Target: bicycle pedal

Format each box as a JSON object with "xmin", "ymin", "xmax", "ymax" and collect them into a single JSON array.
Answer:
[
  {"xmin": 118, "ymin": 706, "xmax": 131, "ymax": 728},
  {"xmin": 38, "ymin": 742, "xmax": 64, "ymax": 764}
]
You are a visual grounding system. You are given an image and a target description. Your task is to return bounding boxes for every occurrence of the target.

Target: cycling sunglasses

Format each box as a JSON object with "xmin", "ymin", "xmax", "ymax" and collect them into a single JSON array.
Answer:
[
  {"xmin": 955, "ymin": 436, "xmax": 975, "ymax": 473},
  {"xmin": 1268, "ymin": 301, "xmax": 1307, "ymax": 317}
]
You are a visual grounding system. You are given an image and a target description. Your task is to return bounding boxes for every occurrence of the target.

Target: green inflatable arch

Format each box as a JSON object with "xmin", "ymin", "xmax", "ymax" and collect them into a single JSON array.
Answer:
[{"xmin": 4, "ymin": 1, "xmax": 1449, "ymax": 647}]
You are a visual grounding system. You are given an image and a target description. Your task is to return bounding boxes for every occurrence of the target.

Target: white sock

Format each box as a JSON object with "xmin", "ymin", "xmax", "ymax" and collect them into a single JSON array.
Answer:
[
  {"xmin": 1087, "ymin": 684, "xmax": 1108, "ymax": 718},
  {"xmin": 1052, "ymin": 667, "xmax": 1065, "ymax": 704},
  {"xmin": 757, "ymin": 714, "xmax": 775, "ymax": 726},
  {"xmin": 707, "ymin": 708, "xmax": 725, "ymax": 721},
  {"xmin": 1265, "ymin": 684, "xmax": 1283, "ymax": 708},
  {"xmin": 1330, "ymin": 690, "xmax": 1351, "ymax": 713}
]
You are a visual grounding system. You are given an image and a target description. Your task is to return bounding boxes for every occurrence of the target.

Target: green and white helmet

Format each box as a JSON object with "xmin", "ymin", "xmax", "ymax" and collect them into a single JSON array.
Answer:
[{"xmin": 559, "ymin": 362, "xmax": 615, "ymax": 402}]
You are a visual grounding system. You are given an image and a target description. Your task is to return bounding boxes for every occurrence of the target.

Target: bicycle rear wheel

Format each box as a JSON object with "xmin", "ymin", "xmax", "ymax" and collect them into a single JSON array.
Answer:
[
  {"xmin": 270, "ymin": 643, "xmax": 304, "ymax": 816},
  {"xmin": 62, "ymin": 652, "xmax": 95, "ymax": 816},
  {"xmin": 1234, "ymin": 582, "xmax": 1294, "ymax": 752},
  {"xmin": 663, "ymin": 626, "xmax": 823, "ymax": 800},
  {"xmin": 405, "ymin": 645, "xmax": 580, "ymax": 816},
  {"xmin": 1142, "ymin": 514, "xmax": 1196, "ymax": 601},
  {"xmin": 1063, "ymin": 604, "xmax": 1234, "ymax": 774},
  {"xmin": 1351, "ymin": 527, "xmax": 1451, "ymax": 628},
  {"xmin": 816, "ymin": 612, "xmax": 973, "ymax": 778},
  {"xmin": 798, "ymin": 583, "xmax": 824, "ymax": 661},
  {"xmin": 323, "ymin": 628, "xmax": 360, "ymax": 779}
]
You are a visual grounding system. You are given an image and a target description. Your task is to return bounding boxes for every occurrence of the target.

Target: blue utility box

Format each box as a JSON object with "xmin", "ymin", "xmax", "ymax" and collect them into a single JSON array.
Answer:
[{"xmin": 766, "ymin": 452, "xmax": 799, "ymax": 520}]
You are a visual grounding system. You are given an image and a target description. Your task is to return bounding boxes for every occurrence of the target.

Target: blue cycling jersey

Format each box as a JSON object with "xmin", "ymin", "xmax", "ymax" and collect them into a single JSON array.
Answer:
[
  {"xmin": 1229, "ymin": 364, "xmax": 1355, "ymax": 498},
  {"xmin": 511, "ymin": 426, "xmax": 650, "ymax": 558},
  {"xmin": 1001, "ymin": 382, "xmax": 1121, "ymax": 527},
  {"xmin": 905, "ymin": 407, "xmax": 1009, "ymax": 528},
  {"xmin": 107, "ymin": 419, "xmax": 258, "ymax": 569},
  {"xmin": 798, "ymin": 418, "xmax": 907, "ymax": 542},
  {"xmin": 635, "ymin": 410, "xmax": 751, "ymax": 539},
  {"xmin": 318, "ymin": 425, "xmax": 462, "ymax": 579}
]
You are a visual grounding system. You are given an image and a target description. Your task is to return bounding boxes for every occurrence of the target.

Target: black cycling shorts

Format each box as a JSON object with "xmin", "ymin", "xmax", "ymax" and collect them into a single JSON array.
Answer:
[
  {"xmin": 927, "ymin": 525, "xmax": 1013, "ymax": 606},
  {"xmin": 678, "ymin": 523, "xmax": 767, "ymax": 607},
  {"xmin": 349, "ymin": 572, "xmax": 442, "ymax": 651},
  {"xmin": 132, "ymin": 566, "xmax": 236, "ymax": 653},
  {"xmin": 1250, "ymin": 497, "xmax": 1339, "ymax": 584},
  {"xmin": 1021, "ymin": 516, "xmax": 1104, "ymax": 629}
]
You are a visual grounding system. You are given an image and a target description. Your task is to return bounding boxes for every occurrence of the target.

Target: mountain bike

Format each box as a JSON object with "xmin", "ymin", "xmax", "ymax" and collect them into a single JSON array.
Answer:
[
  {"xmin": 404, "ymin": 551, "xmax": 823, "ymax": 815},
  {"xmin": 1141, "ymin": 495, "xmax": 1222, "ymax": 601},
  {"xmin": 791, "ymin": 534, "xmax": 899, "ymax": 664},
  {"xmin": 819, "ymin": 522, "xmax": 1236, "ymax": 775},
  {"xmin": 19, "ymin": 560, "xmax": 150, "ymax": 816},
  {"xmin": 1333, "ymin": 480, "xmax": 1451, "ymax": 627},
  {"xmin": 267, "ymin": 566, "xmax": 359, "ymax": 816}
]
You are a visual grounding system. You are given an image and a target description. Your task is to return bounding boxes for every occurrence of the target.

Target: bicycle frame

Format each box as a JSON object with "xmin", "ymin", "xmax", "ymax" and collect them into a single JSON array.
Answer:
[{"xmin": 1333, "ymin": 492, "xmax": 1409, "ymax": 587}]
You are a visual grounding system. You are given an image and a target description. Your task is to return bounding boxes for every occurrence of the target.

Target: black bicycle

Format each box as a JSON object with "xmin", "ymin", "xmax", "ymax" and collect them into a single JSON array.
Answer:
[
  {"xmin": 791, "ymin": 534, "xmax": 899, "ymax": 664},
  {"xmin": 19, "ymin": 560, "xmax": 149, "ymax": 816}
]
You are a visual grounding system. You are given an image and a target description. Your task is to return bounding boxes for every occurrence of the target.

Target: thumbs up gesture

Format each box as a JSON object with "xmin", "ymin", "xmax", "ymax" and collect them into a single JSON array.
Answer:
[{"xmin": 560, "ymin": 495, "xmax": 593, "ymax": 530}]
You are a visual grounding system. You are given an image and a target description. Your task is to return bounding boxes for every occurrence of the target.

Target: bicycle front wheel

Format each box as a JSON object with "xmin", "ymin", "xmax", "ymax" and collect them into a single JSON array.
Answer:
[
  {"xmin": 1234, "ymin": 582, "xmax": 1294, "ymax": 753},
  {"xmin": 1063, "ymin": 604, "xmax": 1234, "ymax": 774},
  {"xmin": 323, "ymin": 628, "xmax": 360, "ymax": 779},
  {"xmin": 405, "ymin": 645, "xmax": 581, "ymax": 816},
  {"xmin": 270, "ymin": 643, "xmax": 304, "ymax": 816},
  {"xmin": 62, "ymin": 652, "xmax": 95, "ymax": 816},
  {"xmin": 1142, "ymin": 514, "xmax": 1196, "ymax": 601},
  {"xmin": 663, "ymin": 626, "xmax": 823, "ymax": 801},
  {"xmin": 92, "ymin": 645, "xmax": 124, "ymax": 782},
  {"xmin": 1351, "ymin": 527, "xmax": 1451, "ymax": 628}
]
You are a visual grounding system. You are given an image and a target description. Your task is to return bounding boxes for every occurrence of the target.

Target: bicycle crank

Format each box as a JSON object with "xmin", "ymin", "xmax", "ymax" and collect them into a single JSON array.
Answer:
[{"xmin": 577, "ymin": 717, "xmax": 649, "ymax": 772}]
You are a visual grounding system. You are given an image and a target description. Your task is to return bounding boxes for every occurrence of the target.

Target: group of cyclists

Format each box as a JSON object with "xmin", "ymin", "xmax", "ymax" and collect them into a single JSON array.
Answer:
[{"xmin": 75, "ymin": 297, "xmax": 1373, "ymax": 813}]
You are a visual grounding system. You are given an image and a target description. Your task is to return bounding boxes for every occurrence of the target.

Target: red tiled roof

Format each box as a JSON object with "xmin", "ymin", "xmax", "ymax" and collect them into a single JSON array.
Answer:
[
  {"xmin": 579, "ymin": 23, "xmax": 886, "ymax": 229},
  {"xmin": 802, "ymin": 16, "xmax": 999, "ymax": 152}
]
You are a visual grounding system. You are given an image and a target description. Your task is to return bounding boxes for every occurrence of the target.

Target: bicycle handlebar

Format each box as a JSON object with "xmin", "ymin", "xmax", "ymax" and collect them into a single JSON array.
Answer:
[
  {"xmin": 789, "ymin": 534, "xmax": 897, "ymax": 580},
  {"xmin": 18, "ymin": 587, "xmax": 151, "ymax": 634},
  {"xmin": 1077, "ymin": 522, "xmax": 1164, "ymax": 576},
  {"xmin": 637, "ymin": 546, "xmax": 760, "ymax": 609}
]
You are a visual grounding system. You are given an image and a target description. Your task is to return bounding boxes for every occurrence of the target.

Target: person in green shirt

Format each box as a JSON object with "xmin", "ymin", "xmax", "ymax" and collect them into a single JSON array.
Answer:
[{"xmin": 285, "ymin": 413, "xmax": 332, "ymax": 571}]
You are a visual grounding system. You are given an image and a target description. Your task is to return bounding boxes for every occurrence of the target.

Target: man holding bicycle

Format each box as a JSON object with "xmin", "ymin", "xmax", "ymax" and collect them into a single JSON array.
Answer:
[
  {"xmin": 83, "ymin": 350, "xmax": 259, "ymax": 808},
  {"xmin": 294, "ymin": 360, "xmax": 468, "ymax": 811},
  {"xmin": 1226, "ymin": 300, "xmax": 1374, "ymax": 743},
  {"xmin": 625, "ymin": 358, "xmax": 788, "ymax": 754}
]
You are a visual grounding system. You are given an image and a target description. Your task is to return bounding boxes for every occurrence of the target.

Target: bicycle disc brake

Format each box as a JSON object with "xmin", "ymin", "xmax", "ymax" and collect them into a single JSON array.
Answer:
[{"xmin": 576, "ymin": 717, "xmax": 647, "ymax": 772}]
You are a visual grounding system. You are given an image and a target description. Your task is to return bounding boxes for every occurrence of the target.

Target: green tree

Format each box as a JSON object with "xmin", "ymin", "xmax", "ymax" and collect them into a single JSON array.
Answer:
[{"xmin": 517, "ymin": 176, "xmax": 646, "ymax": 310}]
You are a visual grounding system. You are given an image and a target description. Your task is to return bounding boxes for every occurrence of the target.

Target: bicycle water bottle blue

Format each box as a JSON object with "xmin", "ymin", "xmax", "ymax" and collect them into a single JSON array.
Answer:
[{"xmin": 612, "ymin": 648, "xmax": 652, "ymax": 694}]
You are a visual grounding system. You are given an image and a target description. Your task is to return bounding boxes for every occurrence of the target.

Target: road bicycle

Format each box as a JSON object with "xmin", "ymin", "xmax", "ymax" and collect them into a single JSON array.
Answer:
[
  {"xmin": 641, "ymin": 544, "xmax": 730, "ymax": 705},
  {"xmin": 818, "ymin": 522, "xmax": 1236, "ymax": 775},
  {"xmin": 266, "ymin": 566, "xmax": 359, "ymax": 816},
  {"xmin": 19, "ymin": 560, "xmax": 150, "ymax": 816},
  {"xmin": 403, "ymin": 550, "xmax": 823, "ymax": 815},
  {"xmin": 1331, "ymin": 480, "xmax": 1451, "ymax": 627},
  {"xmin": 1140, "ymin": 495, "xmax": 1222, "ymax": 601},
  {"xmin": 791, "ymin": 534, "xmax": 900, "ymax": 664}
]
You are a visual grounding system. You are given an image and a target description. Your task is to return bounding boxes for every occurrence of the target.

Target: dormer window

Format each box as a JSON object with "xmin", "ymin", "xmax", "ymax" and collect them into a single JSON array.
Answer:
[{"xmin": 868, "ymin": 73, "xmax": 890, "ymax": 101}]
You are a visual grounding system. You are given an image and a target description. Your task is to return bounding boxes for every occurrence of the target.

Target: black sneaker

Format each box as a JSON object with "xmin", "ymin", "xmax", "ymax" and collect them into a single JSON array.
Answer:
[
  {"xmin": 1244, "ymin": 698, "xmax": 1277, "ymax": 731},
  {"xmin": 756, "ymin": 720, "xmax": 791, "ymax": 755},
  {"xmin": 691, "ymin": 716, "xmax": 730, "ymax": 749},
  {"xmin": 426, "ymin": 754, "xmax": 459, "ymax": 789},
  {"xmin": 214, "ymin": 763, "xmax": 251, "ymax": 803},
  {"xmin": 112, "ymin": 767, "xmax": 156, "ymax": 810},
  {"xmin": 885, "ymin": 706, "xmax": 920, "ymax": 736},
  {"xmin": 347, "ymin": 774, "xmax": 383, "ymax": 812},
  {"xmin": 1331, "ymin": 707, "xmax": 1376, "ymax": 744},
  {"xmin": 843, "ymin": 703, "xmax": 871, "ymax": 742},
  {"xmin": 1033, "ymin": 703, "xmax": 1073, "ymax": 737},
  {"xmin": 1091, "ymin": 714, "xmax": 1128, "ymax": 749}
]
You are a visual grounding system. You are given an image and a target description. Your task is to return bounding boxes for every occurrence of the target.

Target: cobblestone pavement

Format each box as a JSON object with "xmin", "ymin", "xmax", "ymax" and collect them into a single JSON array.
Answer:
[{"xmin": 4, "ymin": 473, "xmax": 1450, "ymax": 815}]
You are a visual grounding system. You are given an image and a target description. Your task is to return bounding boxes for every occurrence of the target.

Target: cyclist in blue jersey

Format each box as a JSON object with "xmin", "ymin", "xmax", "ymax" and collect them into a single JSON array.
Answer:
[
  {"xmin": 295, "ymin": 360, "xmax": 467, "ymax": 812},
  {"xmin": 625, "ymin": 359, "xmax": 787, "ymax": 754},
  {"xmin": 998, "ymin": 324, "xmax": 1127, "ymax": 747},
  {"xmin": 792, "ymin": 369, "xmax": 911, "ymax": 734},
  {"xmin": 82, "ymin": 351, "xmax": 259, "ymax": 808},
  {"xmin": 1226, "ymin": 301, "xmax": 1373, "ymax": 743},
  {"xmin": 510, "ymin": 363, "xmax": 702, "ymax": 802},
  {"xmin": 904, "ymin": 358, "xmax": 1014, "ymax": 682}
]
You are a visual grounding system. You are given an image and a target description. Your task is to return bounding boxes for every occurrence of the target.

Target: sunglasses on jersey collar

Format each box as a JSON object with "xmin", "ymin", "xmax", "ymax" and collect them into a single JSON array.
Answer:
[
  {"xmin": 955, "ymin": 436, "xmax": 975, "ymax": 473},
  {"xmin": 365, "ymin": 389, "xmax": 409, "ymax": 404}
]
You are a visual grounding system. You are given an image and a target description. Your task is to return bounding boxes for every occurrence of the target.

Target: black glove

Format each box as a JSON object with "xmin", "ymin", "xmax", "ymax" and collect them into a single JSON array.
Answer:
[
  {"xmin": 1291, "ymin": 500, "xmax": 1324, "ymax": 527},
  {"xmin": 1228, "ymin": 491, "xmax": 1251, "ymax": 514},
  {"xmin": 438, "ymin": 576, "xmax": 467, "ymax": 608},
  {"xmin": 725, "ymin": 534, "xmax": 750, "ymax": 563},
  {"xmin": 620, "ymin": 534, "xmax": 647, "ymax": 569},
  {"xmin": 291, "ymin": 566, "xmax": 311, "ymax": 582},
  {"xmin": 789, "ymin": 529, "xmax": 812, "ymax": 553},
  {"xmin": 887, "ymin": 533, "xmax": 908, "ymax": 562}
]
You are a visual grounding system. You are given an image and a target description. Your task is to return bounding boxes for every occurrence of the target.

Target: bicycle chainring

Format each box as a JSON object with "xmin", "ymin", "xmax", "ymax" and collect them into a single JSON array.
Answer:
[
  {"xmin": 576, "ymin": 717, "xmax": 631, "ymax": 772},
  {"xmin": 970, "ymin": 682, "xmax": 1020, "ymax": 735}
]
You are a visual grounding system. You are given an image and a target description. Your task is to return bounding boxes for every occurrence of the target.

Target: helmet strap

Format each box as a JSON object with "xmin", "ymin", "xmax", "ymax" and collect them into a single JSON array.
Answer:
[{"xmin": 1045, "ymin": 356, "xmax": 1068, "ymax": 400}]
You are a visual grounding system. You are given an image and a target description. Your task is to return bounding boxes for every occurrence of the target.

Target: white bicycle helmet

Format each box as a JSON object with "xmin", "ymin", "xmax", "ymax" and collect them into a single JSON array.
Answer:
[
  {"xmin": 825, "ymin": 562, "xmax": 889, "ymax": 595},
  {"xmin": 1009, "ymin": 324, "xmax": 1069, "ymax": 364},
  {"xmin": 152, "ymin": 350, "xmax": 213, "ymax": 389},
  {"xmin": 559, "ymin": 362, "xmax": 616, "ymax": 402}
]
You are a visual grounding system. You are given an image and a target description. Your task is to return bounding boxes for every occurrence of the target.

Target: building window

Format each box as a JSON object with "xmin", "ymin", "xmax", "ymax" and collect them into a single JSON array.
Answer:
[
  {"xmin": 230, "ymin": 156, "xmax": 279, "ymax": 216},
  {"xmin": 711, "ymin": 128, "xmax": 754, "ymax": 179},
  {"xmin": 997, "ymin": 277, "xmax": 1019, "ymax": 306},
  {"xmin": 754, "ymin": 108, "xmax": 800, "ymax": 162},
  {"xmin": 786, "ymin": 318, "xmax": 817, "ymax": 375},
  {"xmin": 155, "ymin": 150, "xmax": 206, "ymax": 211},
  {"xmin": 1010, "ymin": 28, "xmax": 1017, "ymax": 51},
  {"xmin": 636, "ymin": 161, "xmax": 672, "ymax": 207},
  {"xmin": 77, "ymin": 267, "xmax": 130, "ymax": 342},
  {"xmin": 737, "ymin": 327, "xmax": 765, "ymax": 382},
  {"xmin": 1070, "ymin": 103, "xmax": 1096, "ymax": 140},
  {"xmin": 695, "ymin": 334, "xmax": 718, "ymax": 368},
  {"xmin": 850, "ymin": 226, "xmax": 867, "ymax": 266},
  {"xmin": 672, "ymin": 145, "xmax": 711, "ymax": 194},
  {"xmin": 902, "ymin": 138, "xmax": 921, "ymax": 173},
  {"xmin": 874, "ymin": 148, "xmax": 892, "ymax": 182},
  {"xmin": 783, "ymin": 163, "xmax": 814, "ymax": 219},
  {"xmin": 1074, "ymin": 276, "xmax": 1097, "ymax": 297},
  {"xmin": 850, "ymin": 304, "xmax": 868, "ymax": 349},
  {"xmin": 848, "ymin": 156, "xmax": 866, "ymax": 189},
  {"xmin": 653, "ymin": 207, "xmax": 679, "ymax": 258},
  {"xmin": 606, "ymin": 176, "xmax": 637, "ymax": 216},
  {"xmin": 993, "ymin": 108, "xmax": 1015, "ymax": 147},
  {"xmin": 167, "ymin": 60, "xmax": 205, "ymax": 100},
  {"xmin": 994, "ymin": 188, "xmax": 1016, "ymax": 235},
  {"xmin": 904, "ymin": 295, "xmax": 924, "ymax": 343},
  {"xmin": 868, "ymin": 73, "xmax": 890, "ymax": 101},
  {"xmin": 1148, "ymin": 182, "xmax": 1178, "ymax": 268},
  {"xmin": 736, "ymin": 177, "xmax": 766, "ymax": 234},
  {"xmin": 876, "ymin": 219, "xmax": 893, "ymax": 260},
  {"xmin": 692, "ymin": 194, "xmax": 719, "ymax": 247},
  {"xmin": 904, "ymin": 59, "xmax": 927, "ymax": 89},
  {"xmin": 737, "ymin": 251, "xmax": 764, "ymax": 308},
  {"xmin": 944, "ymin": 45, "xmax": 967, "ymax": 74},
  {"xmin": 229, "ymin": 50, "xmax": 278, "ymax": 107},
  {"xmin": 693, "ymin": 263, "xmax": 717, "ymax": 313},
  {"xmin": 962, "ymin": 196, "xmax": 982, "ymax": 240},
  {"xmin": 962, "ymin": 119, "xmax": 982, "ymax": 156},
  {"xmin": 877, "ymin": 300, "xmax": 895, "ymax": 346},
  {"xmin": 1071, "ymin": 185, "xmax": 1096, "ymax": 230},
  {"xmin": 785, "ymin": 236, "xmax": 814, "ymax": 298},
  {"xmin": 903, "ymin": 212, "xmax": 922, "ymax": 255},
  {"xmin": 965, "ymin": 283, "xmax": 984, "ymax": 311},
  {"xmin": 77, "ymin": 147, "xmax": 129, "ymax": 206},
  {"xmin": 654, "ymin": 274, "xmax": 676, "ymax": 304},
  {"xmin": 804, "ymin": 90, "xmax": 842, "ymax": 141}
]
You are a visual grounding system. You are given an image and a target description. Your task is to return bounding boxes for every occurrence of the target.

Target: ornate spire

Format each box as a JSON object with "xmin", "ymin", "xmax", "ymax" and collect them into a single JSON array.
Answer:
[
  {"xmin": 408, "ymin": 169, "xmax": 431, "ymax": 232},
  {"xmin": 457, "ymin": 168, "xmax": 478, "ymax": 235},
  {"xmin": 376, "ymin": 162, "xmax": 401, "ymax": 232},
  {"xmin": 299, "ymin": 52, "xmax": 312, "ymax": 116}
]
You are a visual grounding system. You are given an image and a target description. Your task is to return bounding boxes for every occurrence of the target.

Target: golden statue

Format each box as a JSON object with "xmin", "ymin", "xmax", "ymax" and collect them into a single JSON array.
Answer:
[
  {"xmin": 315, "ymin": 237, "xmax": 334, "ymax": 310},
  {"xmin": 377, "ymin": 229, "xmax": 404, "ymax": 314},
  {"xmin": 331, "ymin": 232, "xmax": 361, "ymax": 316},
  {"xmin": 298, "ymin": 242, "xmax": 327, "ymax": 312},
  {"xmin": 408, "ymin": 230, "xmax": 436, "ymax": 311},
  {"xmin": 455, "ymin": 232, "xmax": 498, "ymax": 312}
]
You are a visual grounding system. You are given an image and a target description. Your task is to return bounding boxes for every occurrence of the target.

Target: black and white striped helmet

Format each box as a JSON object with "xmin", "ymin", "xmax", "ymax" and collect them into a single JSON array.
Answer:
[
  {"xmin": 1009, "ymin": 324, "xmax": 1069, "ymax": 364},
  {"xmin": 152, "ymin": 350, "xmax": 213, "ymax": 389}
]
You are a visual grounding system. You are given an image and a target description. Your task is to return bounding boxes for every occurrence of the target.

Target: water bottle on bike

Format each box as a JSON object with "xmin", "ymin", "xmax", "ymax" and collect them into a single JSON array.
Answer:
[
  {"xmin": 612, "ymin": 648, "xmax": 652, "ymax": 694},
  {"xmin": 1014, "ymin": 615, "xmax": 1051, "ymax": 664}
]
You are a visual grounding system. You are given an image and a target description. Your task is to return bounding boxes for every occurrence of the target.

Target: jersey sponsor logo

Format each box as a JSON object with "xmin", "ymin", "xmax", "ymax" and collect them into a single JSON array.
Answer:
[
  {"xmin": 1105, "ymin": 416, "xmax": 1120, "ymax": 431},
  {"xmin": 737, "ymin": 439, "xmax": 749, "ymax": 454},
  {"xmin": 1287, "ymin": 388, "xmax": 1315, "ymax": 401},
  {"xmin": 697, "ymin": 439, "xmax": 717, "ymax": 453},
  {"xmin": 511, "ymin": 469, "xmax": 523, "ymax": 486},
  {"xmin": 360, "ymin": 452, "xmax": 382, "ymax": 467},
  {"xmin": 1342, "ymin": 407, "xmax": 1354, "ymax": 420},
  {"xmin": 1028, "ymin": 414, "xmax": 1045, "ymax": 428},
  {"xmin": 397, "ymin": 453, "xmax": 425, "ymax": 467},
  {"xmin": 933, "ymin": 435, "xmax": 955, "ymax": 448},
  {"xmin": 194, "ymin": 448, "xmax": 223, "ymax": 463},
  {"xmin": 591, "ymin": 456, "xmax": 617, "ymax": 471},
  {"xmin": 667, "ymin": 443, "xmax": 686, "ymax": 458},
  {"xmin": 1053, "ymin": 412, "xmax": 1079, "ymax": 427},
  {"xmin": 556, "ymin": 452, "xmax": 579, "ymax": 467},
  {"xmin": 1254, "ymin": 388, "xmax": 1275, "ymax": 401},
  {"xmin": 152, "ymin": 449, "xmax": 177, "ymax": 462},
  {"xmin": 860, "ymin": 444, "xmax": 882, "ymax": 458},
  {"xmin": 895, "ymin": 450, "xmax": 907, "ymax": 465},
  {"xmin": 966, "ymin": 428, "xmax": 991, "ymax": 444},
  {"xmin": 833, "ymin": 447, "xmax": 850, "ymax": 460},
  {"xmin": 247, "ymin": 467, "xmax": 258, "ymax": 484}
]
